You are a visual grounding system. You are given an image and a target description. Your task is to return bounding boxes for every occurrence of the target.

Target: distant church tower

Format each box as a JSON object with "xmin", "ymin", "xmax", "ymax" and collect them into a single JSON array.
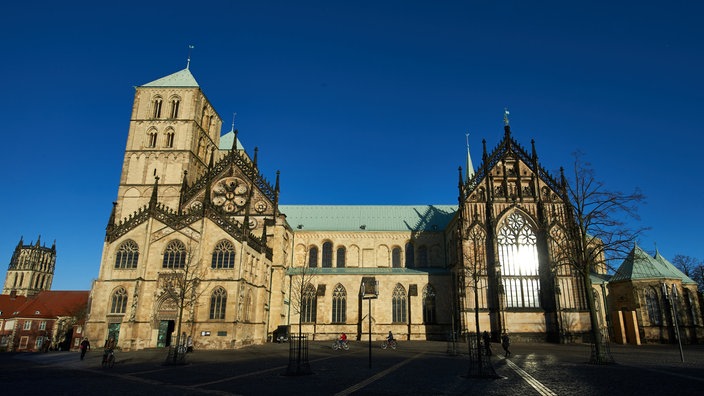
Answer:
[
  {"xmin": 115, "ymin": 65, "xmax": 223, "ymax": 220},
  {"xmin": 2, "ymin": 236, "xmax": 56, "ymax": 297}
]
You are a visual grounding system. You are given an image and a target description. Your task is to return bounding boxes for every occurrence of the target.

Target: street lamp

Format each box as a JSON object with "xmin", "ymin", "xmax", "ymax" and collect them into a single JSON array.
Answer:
[{"xmin": 360, "ymin": 277, "xmax": 379, "ymax": 369}]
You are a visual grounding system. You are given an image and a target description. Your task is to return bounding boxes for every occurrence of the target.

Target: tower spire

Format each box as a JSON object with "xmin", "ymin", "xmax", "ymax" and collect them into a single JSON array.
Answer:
[
  {"xmin": 503, "ymin": 107, "xmax": 511, "ymax": 137},
  {"xmin": 186, "ymin": 44, "xmax": 194, "ymax": 69},
  {"xmin": 465, "ymin": 132, "xmax": 475, "ymax": 182}
]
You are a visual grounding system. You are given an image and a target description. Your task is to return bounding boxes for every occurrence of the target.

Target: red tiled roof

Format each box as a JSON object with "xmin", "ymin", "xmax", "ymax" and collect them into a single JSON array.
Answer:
[
  {"xmin": 2, "ymin": 291, "xmax": 89, "ymax": 319},
  {"xmin": 0, "ymin": 294, "xmax": 29, "ymax": 319}
]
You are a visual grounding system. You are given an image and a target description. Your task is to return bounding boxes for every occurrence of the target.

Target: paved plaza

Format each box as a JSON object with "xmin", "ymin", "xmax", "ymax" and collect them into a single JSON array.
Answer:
[{"xmin": 2, "ymin": 340, "xmax": 703, "ymax": 395}]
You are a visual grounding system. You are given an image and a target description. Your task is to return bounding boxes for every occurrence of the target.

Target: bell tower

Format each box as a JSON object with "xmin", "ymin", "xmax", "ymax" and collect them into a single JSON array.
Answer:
[
  {"xmin": 115, "ymin": 67, "xmax": 223, "ymax": 219},
  {"xmin": 2, "ymin": 236, "xmax": 56, "ymax": 297}
]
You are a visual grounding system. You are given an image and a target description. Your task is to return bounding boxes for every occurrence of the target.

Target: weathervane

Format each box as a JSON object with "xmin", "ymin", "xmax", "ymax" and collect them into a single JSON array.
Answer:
[
  {"xmin": 186, "ymin": 44, "xmax": 195, "ymax": 69},
  {"xmin": 503, "ymin": 107, "xmax": 510, "ymax": 126}
]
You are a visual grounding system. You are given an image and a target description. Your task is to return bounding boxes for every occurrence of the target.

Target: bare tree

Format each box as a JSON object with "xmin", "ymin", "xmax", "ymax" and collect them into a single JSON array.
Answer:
[
  {"xmin": 289, "ymin": 250, "xmax": 318, "ymax": 340},
  {"xmin": 162, "ymin": 243, "xmax": 208, "ymax": 362},
  {"xmin": 286, "ymin": 246, "xmax": 318, "ymax": 375},
  {"xmin": 672, "ymin": 254, "xmax": 704, "ymax": 292},
  {"xmin": 552, "ymin": 152, "xmax": 647, "ymax": 364}
]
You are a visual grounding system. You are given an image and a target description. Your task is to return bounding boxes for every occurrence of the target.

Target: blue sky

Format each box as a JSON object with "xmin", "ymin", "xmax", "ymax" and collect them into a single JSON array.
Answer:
[{"xmin": 1, "ymin": 1, "xmax": 702, "ymax": 290}]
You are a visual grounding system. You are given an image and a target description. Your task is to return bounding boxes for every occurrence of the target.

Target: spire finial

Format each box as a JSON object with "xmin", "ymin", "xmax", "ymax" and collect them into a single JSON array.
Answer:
[
  {"xmin": 465, "ymin": 132, "xmax": 475, "ymax": 182},
  {"xmin": 503, "ymin": 107, "xmax": 510, "ymax": 126},
  {"xmin": 186, "ymin": 45, "xmax": 195, "ymax": 69},
  {"xmin": 231, "ymin": 112, "xmax": 237, "ymax": 131}
]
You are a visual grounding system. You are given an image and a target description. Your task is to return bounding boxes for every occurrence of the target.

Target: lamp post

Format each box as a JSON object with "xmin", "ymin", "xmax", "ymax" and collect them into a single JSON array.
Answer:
[
  {"xmin": 662, "ymin": 283, "xmax": 684, "ymax": 362},
  {"xmin": 361, "ymin": 277, "xmax": 379, "ymax": 369}
]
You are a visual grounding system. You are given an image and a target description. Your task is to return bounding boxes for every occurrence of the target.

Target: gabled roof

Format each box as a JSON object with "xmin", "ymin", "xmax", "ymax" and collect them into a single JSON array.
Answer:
[
  {"xmin": 9, "ymin": 291, "xmax": 89, "ymax": 319},
  {"xmin": 279, "ymin": 205, "xmax": 457, "ymax": 232},
  {"xmin": 610, "ymin": 245, "xmax": 697, "ymax": 284},
  {"xmin": 141, "ymin": 68, "xmax": 199, "ymax": 87},
  {"xmin": 463, "ymin": 125, "xmax": 564, "ymax": 200}
]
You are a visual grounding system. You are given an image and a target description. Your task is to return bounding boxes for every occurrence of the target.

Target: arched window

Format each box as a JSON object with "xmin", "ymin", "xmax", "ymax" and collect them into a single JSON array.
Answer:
[
  {"xmin": 418, "ymin": 245, "xmax": 428, "ymax": 267},
  {"xmin": 405, "ymin": 243, "xmax": 414, "ymax": 268},
  {"xmin": 210, "ymin": 287, "xmax": 227, "ymax": 319},
  {"xmin": 152, "ymin": 96, "xmax": 162, "ymax": 118},
  {"xmin": 336, "ymin": 247, "xmax": 346, "ymax": 268},
  {"xmin": 322, "ymin": 242, "xmax": 333, "ymax": 268},
  {"xmin": 110, "ymin": 288, "xmax": 128, "ymax": 314},
  {"xmin": 301, "ymin": 284, "xmax": 317, "ymax": 323},
  {"xmin": 392, "ymin": 247, "xmax": 401, "ymax": 268},
  {"xmin": 165, "ymin": 130, "xmax": 175, "ymax": 148},
  {"xmin": 423, "ymin": 284, "xmax": 436, "ymax": 324},
  {"xmin": 163, "ymin": 240, "xmax": 186, "ymax": 268},
  {"xmin": 170, "ymin": 97, "xmax": 180, "ymax": 118},
  {"xmin": 645, "ymin": 287, "xmax": 661, "ymax": 325},
  {"xmin": 308, "ymin": 247, "xmax": 318, "ymax": 268},
  {"xmin": 147, "ymin": 130, "xmax": 158, "ymax": 148},
  {"xmin": 497, "ymin": 212, "xmax": 540, "ymax": 308},
  {"xmin": 332, "ymin": 284, "xmax": 346, "ymax": 323},
  {"xmin": 392, "ymin": 284, "xmax": 407, "ymax": 323},
  {"xmin": 211, "ymin": 240, "xmax": 235, "ymax": 269},
  {"xmin": 114, "ymin": 240, "xmax": 139, "ymax": 269}
]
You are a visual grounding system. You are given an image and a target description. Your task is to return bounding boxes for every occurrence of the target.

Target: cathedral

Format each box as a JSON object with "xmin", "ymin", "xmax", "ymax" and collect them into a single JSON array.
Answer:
[{"xmin": 83, "ymin": 66, "xmax": 703, "ymax": 351}]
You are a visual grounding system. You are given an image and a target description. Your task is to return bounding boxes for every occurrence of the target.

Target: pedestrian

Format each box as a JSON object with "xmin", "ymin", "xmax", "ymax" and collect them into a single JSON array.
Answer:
[
  {"xmin": 482, "ymin": 331, "xmax": 492, "ymax": 356},
  {"xmin": 187, "ymin": 335, "xmax": 193, "ymax": 353},
  {"xmin": 501, "ymin": 333, "xmax": 511, "ymax": 357},
  {"xmin": 79, "ymin": 337, "xmax": 90, "ymax": 360}
]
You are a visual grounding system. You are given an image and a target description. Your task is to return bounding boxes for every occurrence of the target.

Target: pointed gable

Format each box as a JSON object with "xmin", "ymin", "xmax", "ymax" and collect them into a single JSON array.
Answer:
[
  {"xmin": 460, "ymin": 124, "xmax": 566, "ymax": 209},
  {"xmin": 141, "ymin": 68, "xmax": 199, "ymax": 87}
]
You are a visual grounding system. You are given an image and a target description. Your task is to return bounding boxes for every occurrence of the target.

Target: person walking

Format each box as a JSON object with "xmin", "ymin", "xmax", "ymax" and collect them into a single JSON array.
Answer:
[
  {"xmin": 79, "ymin": 338, "xmax": 90, "ymax": 360},
  {"xmin": 482, "ymin": 331, "xmax": 492, "ymax": 356},
  {"xmin": 501, "ymin": 333, "xmax": 511, "ymax": 357}
]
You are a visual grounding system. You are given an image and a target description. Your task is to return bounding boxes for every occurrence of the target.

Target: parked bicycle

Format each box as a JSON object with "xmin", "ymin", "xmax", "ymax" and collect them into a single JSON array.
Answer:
[
  {"xmin": 332, "ymin": 340, "xmax": 349, "ymax": 350},
  {"xmin": 381, "ymin": 339, "xmax": 397, "ymax": 350}
]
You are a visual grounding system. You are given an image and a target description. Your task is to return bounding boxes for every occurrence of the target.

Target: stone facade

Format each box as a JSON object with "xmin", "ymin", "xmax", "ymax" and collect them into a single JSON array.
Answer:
[{"xmin": 83, "ymin": 66, "xmax": 702, "ymax": 351}]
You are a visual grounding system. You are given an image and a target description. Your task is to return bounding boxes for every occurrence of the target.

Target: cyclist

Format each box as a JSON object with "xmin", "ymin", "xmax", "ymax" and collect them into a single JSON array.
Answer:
[
  {"xmin": 338, "ymin": 332, "xmax": 348, "ymax": 348},
  {"xmin": 103, "ymin": 336, "xmax": 116, "ymax": 364},
  {"xmin": 387, "ymin": 331, "xmax": 395, "ymax": 343}
]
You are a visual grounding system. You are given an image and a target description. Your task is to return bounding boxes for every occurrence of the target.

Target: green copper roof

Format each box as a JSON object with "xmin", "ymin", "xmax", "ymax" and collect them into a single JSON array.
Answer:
[
  {"xmin": 610, "ymin": 244, "xmax": 697, "ymax": 284},
  {"xmin": 141, "ymin": 68, "xmax": 199, "ymax": 87},
  {"xmin": 279, "ymin": 205, "xmax": 457, "ymax": 232},
  {"xmin": 218, "ymin": 130, "xmax": 245, "ymax": 150}
]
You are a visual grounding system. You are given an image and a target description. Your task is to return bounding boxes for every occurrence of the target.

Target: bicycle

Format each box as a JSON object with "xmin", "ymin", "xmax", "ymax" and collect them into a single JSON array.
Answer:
[
  {"xmin": 101, "ymin": 349, "xmax": 115, "ymax": 368},
  {"xmin": 381, "ymin": 339, "xmax": 397, "ymax": 350},
  {"xmin": 332, "ymin": 340, "xmax": 349, "ymax": 350}
]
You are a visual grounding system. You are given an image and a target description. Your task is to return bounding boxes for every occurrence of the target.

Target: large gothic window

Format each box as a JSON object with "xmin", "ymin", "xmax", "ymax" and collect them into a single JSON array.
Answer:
[
  {"xmin": 210, "ymin": 287, "xmax": 227, "ymax": 319},
  {"xmin": 423, "ymin": 284, "xmax": 436, "ymax": 324},
  {"xmin": 301, "ymin": 284, "xmax": 317, "ymax": 323},
  {"xmin": 308, "ymin": 247, "xmax": 318, "ymax": 268},
  {"xmin": 645, "ymin": 287, "xmax": 662, "ymax": 325},
  {"xmin": 163, "ymin": 240, "xmax": 186, "ymax": 269},
  {"xmin": 211, "ymin": 240, "xmax": 236, "ymax": 269},
  {"xmin": 322, "ymin": 242, "xmax": 333, "ymax": 268},
  {"xmin": 405, "ymin": 243, "xmax": 414, "ymax": 268},
  {"xmin": 332, "ymin": 284, "xmax": 346, "ymax": 323},
  {"xmin": 114, "ymin": 240, "xmax": 139, "ymax": 269},
  {"xmin": 497, "ymin": 212, "xmax": 540, "ymax": 308},
  {"xmin": 110, "ymin": 287, "xmax": 128, "ymax": 314},
  {"xmin": 336, "ymin": 247, "xmax": 346, "ymax": 268},
  {"xmin": 392, "ymin": 284, "xmax": 407, "ymax": 323}
]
